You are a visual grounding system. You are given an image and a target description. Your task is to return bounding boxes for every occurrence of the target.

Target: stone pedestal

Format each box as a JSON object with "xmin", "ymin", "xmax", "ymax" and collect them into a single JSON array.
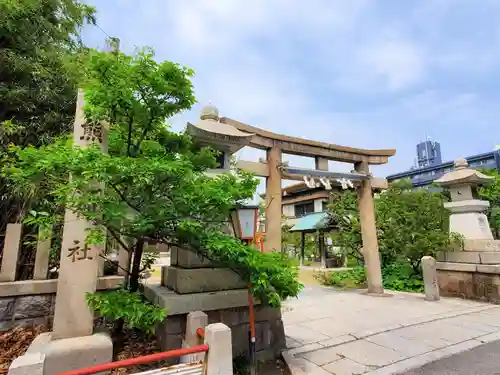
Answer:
[
  {"xmin": 437, "ymin": 240, "xmax": 500, "ymax": 303},
  {"xmin": 164, "ymin": 247, "xmax": 246, "ymax": 294},
  {"xmin": 8, "ymin": 331, "xmax": 112, "ymax": 375},
  {"xmin": 143, "ymin": 284, "xmax": 285, "ymax": 365},
  {"xmin": 143, "ymin": 246, "xmax": 286, "ymax": 365},
  {"xmin": 445, "ymin": 200, "xmax": 493, "ymax": 240}
]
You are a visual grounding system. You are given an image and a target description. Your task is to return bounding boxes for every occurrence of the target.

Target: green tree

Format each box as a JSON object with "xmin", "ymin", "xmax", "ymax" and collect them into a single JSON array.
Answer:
[
  {"xmin": 478, "ymin": 169, "xmax": 500, "ymax": 239},
  {"xmin": 328, "ymin": 179, "xmax": 458, "ymax": 271},
  {"xmin": 0, "ymin": 0, "xmax": 96, "ymax": 236},
  {"xmin": 4, "ymin": 48, "xmax": 302, "ymax": 337},
  {"xmin": 0, "ymin": 0, "xmax": 95, "ymax": 147}
]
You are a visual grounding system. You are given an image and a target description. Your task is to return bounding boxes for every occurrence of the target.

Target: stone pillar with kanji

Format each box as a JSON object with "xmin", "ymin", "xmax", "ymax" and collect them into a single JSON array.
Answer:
[{"xmin": 52, "ymin": 89, "xmax": 108, "ymax": 340}]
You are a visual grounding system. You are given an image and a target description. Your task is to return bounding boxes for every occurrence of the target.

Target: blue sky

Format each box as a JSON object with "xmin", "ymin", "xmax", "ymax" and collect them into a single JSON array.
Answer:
[{"xmin": 82, "ymin": 0, "xmax": 500, "ymax": 192}]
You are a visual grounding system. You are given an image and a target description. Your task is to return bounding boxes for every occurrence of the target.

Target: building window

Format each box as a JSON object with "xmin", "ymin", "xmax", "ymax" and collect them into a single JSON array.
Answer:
[
  {"xmin": 295, "ymin": 201, "xmax": 315, "ymax": 217},
  {"xmin": 322, "ymin": 201, "xmax": 329, "ymax": 212}
]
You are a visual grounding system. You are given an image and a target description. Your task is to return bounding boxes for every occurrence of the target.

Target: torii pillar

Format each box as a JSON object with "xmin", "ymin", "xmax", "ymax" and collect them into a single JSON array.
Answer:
[
  {"xmin": 265, "ymin": 147, "xmax": 282, "ymax": 252},
  {"xmin": 355, "ymin": 161, "xmax": 384, "ymax": 294}
]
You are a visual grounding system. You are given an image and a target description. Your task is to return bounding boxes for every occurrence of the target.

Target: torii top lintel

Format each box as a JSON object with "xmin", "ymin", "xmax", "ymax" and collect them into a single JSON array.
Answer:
[{"xmin": 220, "ymin": 117, "xmax": 396, "ymax": 165}]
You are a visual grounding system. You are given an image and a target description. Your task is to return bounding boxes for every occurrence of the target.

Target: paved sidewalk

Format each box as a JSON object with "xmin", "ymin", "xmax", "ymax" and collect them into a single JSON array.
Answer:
[
  {"xmin": 282, "ymin": 287, "xmax": 500, "ymax": 375},
  {"xmin": 403, "ymin": 340, "xmax": 500, "ymax": 375}
]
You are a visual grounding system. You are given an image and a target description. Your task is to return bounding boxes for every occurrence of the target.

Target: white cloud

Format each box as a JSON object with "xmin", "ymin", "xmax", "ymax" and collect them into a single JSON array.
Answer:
[
  {"xmin": 83, "ymin": 0, "xmax": 500, "ymax": 193},
  {"xmin": 358, "ymin": 38, "xmax": 427, "ymax": 91}
]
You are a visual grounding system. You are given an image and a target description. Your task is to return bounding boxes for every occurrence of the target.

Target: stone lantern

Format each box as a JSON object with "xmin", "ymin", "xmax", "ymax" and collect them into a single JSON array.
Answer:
[
  {"xmin": 435, "ymin": 158, "xmax": 500, "ymax": 304},
  {"xmin": 186, "ymin": 104, "xmax": 253, "ymax": 175},
  {"xmin": 435, "ymin": 158, "xmax": 494, "ymax": 240}
]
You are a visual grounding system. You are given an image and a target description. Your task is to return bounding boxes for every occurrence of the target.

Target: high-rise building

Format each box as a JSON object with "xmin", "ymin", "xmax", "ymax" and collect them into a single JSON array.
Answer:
[
  {"xmin": 388, "ymin": 142, "xmax": 500, "ymax": 188},
  {"xmin": 415, "ymin": 139, "xmax": 442, "ymax": 168}
]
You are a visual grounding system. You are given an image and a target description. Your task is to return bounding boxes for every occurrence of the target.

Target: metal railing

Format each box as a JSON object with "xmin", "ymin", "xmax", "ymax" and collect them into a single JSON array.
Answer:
[{"xmin": 57, "ymin": 344, "xmax": 209, "ymax": 375}]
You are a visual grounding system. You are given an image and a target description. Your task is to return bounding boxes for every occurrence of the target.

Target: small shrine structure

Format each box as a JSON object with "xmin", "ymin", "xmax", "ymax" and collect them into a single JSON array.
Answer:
[{"xmin": 435, "ymin": 158, "xmax": 500, "ymax": 303}]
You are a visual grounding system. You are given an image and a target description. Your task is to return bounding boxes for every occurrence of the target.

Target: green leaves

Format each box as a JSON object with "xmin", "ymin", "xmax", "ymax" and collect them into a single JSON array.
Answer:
[
  {"xmin": 478, "ymin": 169, "xmax": 500, "ymax": 237},
  {"xmin": 4, "ymin": 43, "xmax": 302, "ymax": 331},
  {"xmin": 86, "ymin": 289, "xmax": 167, "ymax": 334},
  {"xmin": 175, "ymin": 221, "xmax": 303, "ymax": 307},
  {"xmin": 328, "ymin": 180, "xmax": 459, "ymax": 270}
]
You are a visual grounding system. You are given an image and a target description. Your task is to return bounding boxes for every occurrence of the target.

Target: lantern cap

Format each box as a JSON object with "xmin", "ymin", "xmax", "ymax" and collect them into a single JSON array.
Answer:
[
  {"xmin": 186, "ymin": 103, "xmax": 254, "ymax": 154},
  {"xmin": 435, "ymin": 158, "xmax": 494, "ymax": 187}
]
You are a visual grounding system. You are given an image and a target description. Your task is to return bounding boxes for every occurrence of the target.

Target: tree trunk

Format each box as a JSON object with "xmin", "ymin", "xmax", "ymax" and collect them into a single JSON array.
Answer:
[{"xmin": 129, "ymin": 239, "xmax": 144, "ymax": 293}]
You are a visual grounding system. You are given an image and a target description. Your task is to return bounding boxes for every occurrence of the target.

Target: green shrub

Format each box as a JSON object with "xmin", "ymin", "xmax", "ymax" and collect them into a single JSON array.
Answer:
[
  {"xmin": 318, "ymin": 263, "xmax": 425, "ymax": 293},
  {"xmin": 316, "ymin": 267, "xmax": 367, "ymax": 289},
  {"xmin": 86, "ymin": 289, "xmax": 167, "ymax": 334},
  {"xmin": 382, "ymin": 263, "xmax": 424, "ymax": 292}
]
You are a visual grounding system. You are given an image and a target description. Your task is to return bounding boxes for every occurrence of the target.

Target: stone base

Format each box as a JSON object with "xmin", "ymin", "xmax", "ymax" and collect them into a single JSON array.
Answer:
[
  {"xmin": 170, "ymin": 246, "xmax": 221, "ymax": 268},
  {"xmin": 162, "ymin": 266, "xmax": 246, "ymax": 294},
  {"xmin": 8, "ymin": 331, "xmax": 113, "ymax": 375},
  {"xmin": 142, "ymin": 283, "xmax": 285, "ymax": 366},
  {"xmin": 437, "ymin": 269, "xmax": 500, "ymax": 304}
]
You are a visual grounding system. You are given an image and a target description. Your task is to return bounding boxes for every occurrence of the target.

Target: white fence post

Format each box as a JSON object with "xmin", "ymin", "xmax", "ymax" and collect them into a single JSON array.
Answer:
[
  {"xmin": 181, "ymin": 311, "xmax": 208, "ymax": 364},
  {"xmin": 33, "ymin": 225, "xmax": 52, "ymax": 280},
  {"xmin": 204, "ymin": 323, "xmax": 233, "ymax": 375},
  {"xmin": 0, "ymin": 223, "xmax": 23, "ymax": 282}
]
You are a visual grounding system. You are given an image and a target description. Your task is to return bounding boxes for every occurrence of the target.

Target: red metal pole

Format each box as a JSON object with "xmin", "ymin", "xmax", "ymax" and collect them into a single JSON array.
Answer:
[
  {"xmin": 57, "ymin": 344, "xmax": 209, "ymax": 375},
  {"xmin": 248, "ymin": 283, "xmax": 257, "ymax": 375}
]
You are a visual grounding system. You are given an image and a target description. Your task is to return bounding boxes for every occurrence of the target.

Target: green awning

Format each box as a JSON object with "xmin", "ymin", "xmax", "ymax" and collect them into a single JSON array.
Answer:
[{"xmin": 289, "ymin": 212, "xmax": 330, "ymax": 232}]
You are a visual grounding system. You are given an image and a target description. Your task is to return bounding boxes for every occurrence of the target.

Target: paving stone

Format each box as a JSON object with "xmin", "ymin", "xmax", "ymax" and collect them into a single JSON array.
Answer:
[
  {"xmin": 418, "ymin": 321, "xmax": 486, "ymax": 343},
  {"xmin": 322, "ymin": 357, "xmax": 374, "ymax": 375},
  {"xmin": 318, "ymin": 334, "xmax": 357, "ymax": 348},
  {"xmin": 286, "ymin": 336, "xmax": 302, "ymax": 349},
  {"xmin": 436, "ymin": 339, "xmax": 483, "ymax": 356},
  {"xmin": 331, "ymin": 339, "xmax": 407, "ymax": 367},
  {"xmin": 395, "ymin": 323, "xmax": 480, "ymax": 347},
  {"xmin": 365, "ymin": 332, "xmax": 436, "ymax": 357},
  {"xmin": 288, "ymin": 343, "xmax": 323, "ymax": 356},
  {"xmin": 284, "ymin": 324, "xmax": 330, "ymax": 344},
  {"xmin": 363, "ymin": 351, "xmax": 450, "ymax": 375},
  {"xmin": 282, "ymin": 286, "xmax": 500, "ymax": 375},
  {"xmin": 464, "ymin": 310, "xmax": 500, "ymax": 327},
  {"xmin": 440, "ymin": 315, "xmax": 500, "ymax": 333},
  {"xmin": 300, "ymin": 346, "xmax": 347, "ymax": 366},
  {"xmin": 477, "ymin": 331, "xmax": 500, "ymax": 343},
  {"xmin": 299, "ymin": 318, "xmax": 351, "ymax": 337},
  {"xmin": 282, "ymin": 351, "xmax": 332, "ymax": 375}
]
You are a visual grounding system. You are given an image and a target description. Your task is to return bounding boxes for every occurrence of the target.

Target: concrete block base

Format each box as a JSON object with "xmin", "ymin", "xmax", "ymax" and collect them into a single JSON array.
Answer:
[
  {"xmin": 143, "ymin": 283, "xmax": 285, "ymax": 366},
  {"xmin": 162, "ymin": 266, "xmax": 246, "ymax": 294},
  {"xmin": 9, "ymin": 332, "xmax": 113, "ymax": 375},
  {"xmin": 170, "ymin": 246, "xmax": 220, "ymax": 268},
  {"xmin": 437, "ymin": 269, "xmax": 500, "ymax": 304},
  {"xmin": 8, "ymin": 352, "xmax": 45, "ymax": 375}
]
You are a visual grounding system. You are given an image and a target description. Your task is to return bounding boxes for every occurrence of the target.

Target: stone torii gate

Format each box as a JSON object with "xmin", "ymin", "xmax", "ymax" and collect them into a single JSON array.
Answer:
[{"xmin": 187, "ymin": 105, "xmax": 396, "ymax": 294}]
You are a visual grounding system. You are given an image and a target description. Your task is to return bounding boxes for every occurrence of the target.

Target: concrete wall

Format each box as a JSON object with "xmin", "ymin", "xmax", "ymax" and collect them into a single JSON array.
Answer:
[
  {"xmin": 156, "ymin": 305, "xmax": 285, "ymax": 365},
  {"xmin": 438, "ymin": 270, "xmax": 500, "ymax": 303},
  {"xmin": 0, "ymin": 294, "xmax": 55, "ymax": 331},
  {"xmin": 0, "ymin": 276, "xmax": 123, "ymax": 332}
]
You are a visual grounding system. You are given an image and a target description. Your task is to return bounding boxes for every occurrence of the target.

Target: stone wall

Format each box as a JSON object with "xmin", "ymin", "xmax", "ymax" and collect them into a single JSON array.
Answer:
[
  {"xmin": 156, "ymin": 305, "xmax": 285, "ymax": 365},
  {"xmin": 0, "ymin": 293, "xmax": 55, "ymax": 331},
  {"xmin": 437, "ymin": 270, "xmax": 500, "ymax": 303}
]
